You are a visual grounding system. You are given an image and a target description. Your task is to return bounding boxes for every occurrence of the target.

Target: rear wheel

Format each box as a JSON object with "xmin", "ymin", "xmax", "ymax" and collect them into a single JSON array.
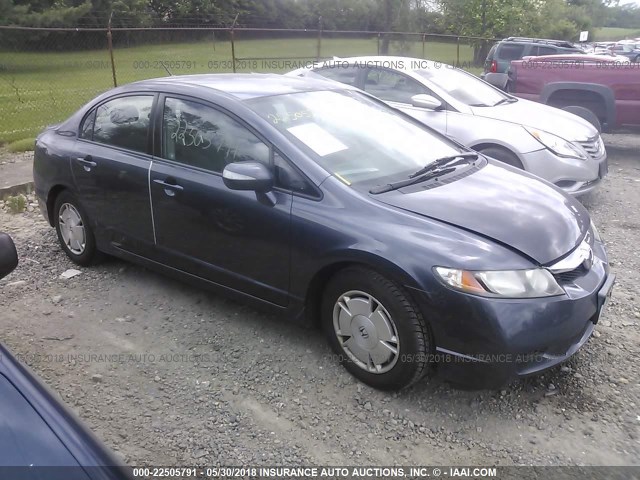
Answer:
[
  {"xmin": 54, "ymin": 191, "xmax": 99, "ymax": 266},
  {"xmin": 322, "ymin": 267, "xmax": 432, "ymax": 390},
  {"xmin": 477, "ymin": 146, "xmax": 524, "ymax": 170}
]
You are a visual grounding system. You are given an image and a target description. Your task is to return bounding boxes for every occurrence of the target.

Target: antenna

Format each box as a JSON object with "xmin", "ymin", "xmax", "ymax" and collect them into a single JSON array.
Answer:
[{"xmin": 160, "ymin": 61, "xmax": 173, "ymax": 76}]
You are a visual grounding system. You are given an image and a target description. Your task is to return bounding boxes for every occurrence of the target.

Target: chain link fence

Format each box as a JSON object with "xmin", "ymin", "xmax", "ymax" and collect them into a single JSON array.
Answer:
[{"xmin": 0, "ymin": 25, "xmax": 496, "ymax": 146}]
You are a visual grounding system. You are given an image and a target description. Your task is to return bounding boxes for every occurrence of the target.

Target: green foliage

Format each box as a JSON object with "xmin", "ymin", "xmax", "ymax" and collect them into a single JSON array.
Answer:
[
  {"xmin": 436, "ymin": 0, "xmax": 597, "ymax": 41},
  {"xmin": 0, "ymin": 37, "xmax": 478, "ymax": 144},
  {"xmin": 5, "ymin": 194, "xmax": 27, "ymax": 214},
  {"xmin": 0, "ymin": 0, "xmax": 631, "ymax": 38},
  {"xmin": 7, "ymin": 137, "xmax": 35, "ymax": 152},
  {"xmin": 8, "ymin": 1, "xmax": 92, "ymax": 27},
  {"xmin": 0, "ymin": 0, "xmax": 12, "ymax": 22},
  {"xmin": 604, "ymin": 4, "xmax": 640, "ymax": 30},
  {"xmin": 595, "ymin": 26, "xmax": 640, "ymax": 41}
]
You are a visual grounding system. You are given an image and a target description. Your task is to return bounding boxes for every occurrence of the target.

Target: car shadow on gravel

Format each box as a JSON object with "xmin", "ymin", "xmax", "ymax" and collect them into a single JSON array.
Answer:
[{"xmin": 87, "ymin": 253, "xmax": 594, "ymax": 396}]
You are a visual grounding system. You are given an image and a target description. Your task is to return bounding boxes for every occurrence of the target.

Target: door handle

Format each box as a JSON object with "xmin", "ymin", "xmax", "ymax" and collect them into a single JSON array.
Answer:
[
  {"xmin": 75, "ymin": 156, "xmax": 97, "ymax": 172},
  {"xmin": 153, "ymin": 179, "xmax": 184, "ymax": 197}
]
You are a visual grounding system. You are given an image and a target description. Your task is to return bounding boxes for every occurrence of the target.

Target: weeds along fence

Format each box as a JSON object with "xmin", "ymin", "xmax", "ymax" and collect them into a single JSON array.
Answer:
[{"xmin": 0, "ymin": 25, "xmax": 497, "ymax": 145}]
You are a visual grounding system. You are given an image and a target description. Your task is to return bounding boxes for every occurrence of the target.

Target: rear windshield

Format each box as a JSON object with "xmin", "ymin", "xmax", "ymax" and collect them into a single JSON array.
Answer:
[
  {"xmin": 498, "ymin": 43, "xmax": 526, "ymax": 61},
  {"xmin": 486, "ymin": 44, "xmax": 497, "ymax": 60}
]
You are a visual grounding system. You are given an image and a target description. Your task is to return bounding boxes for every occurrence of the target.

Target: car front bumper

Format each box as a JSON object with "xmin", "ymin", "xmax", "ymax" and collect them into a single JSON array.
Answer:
[
  {"xmin": 414, "ymin": 242, "xmax": 614, "ymax": 388},
  {"xmin": 520, "ymin": 148, "xmax": 608, "ymax": 197}
]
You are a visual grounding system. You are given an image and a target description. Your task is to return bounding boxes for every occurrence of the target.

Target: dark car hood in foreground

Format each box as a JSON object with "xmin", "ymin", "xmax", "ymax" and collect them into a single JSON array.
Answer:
[
  {"xmin": 375, "ymin": 162, "xmax": 589, "ymax": 265},
  {"xmin": 0, "ymin": 344, "xmax": 130, "ymax": 479}
]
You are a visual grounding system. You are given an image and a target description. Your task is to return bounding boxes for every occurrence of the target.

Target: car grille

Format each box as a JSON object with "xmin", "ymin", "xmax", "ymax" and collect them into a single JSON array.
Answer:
[
  {"xmin": 577, "ymin": 136, "xmax": 604, "ymax": 159},
  {"xmin": 554, "ymin": 264, "xmax": 588, "ymax": 284}
]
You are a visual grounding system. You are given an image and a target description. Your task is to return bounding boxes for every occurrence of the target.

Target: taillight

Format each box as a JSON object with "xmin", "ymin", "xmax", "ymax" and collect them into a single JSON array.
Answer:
[{"xmin": 490, "ymin": 60, "xmax": 498, "ymax": 73}]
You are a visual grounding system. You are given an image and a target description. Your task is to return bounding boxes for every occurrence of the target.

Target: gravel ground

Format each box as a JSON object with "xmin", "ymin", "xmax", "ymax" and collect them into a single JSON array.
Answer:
[{"xmin": 0, "ymin": 141, "xmax": 639, "ymax": 470}]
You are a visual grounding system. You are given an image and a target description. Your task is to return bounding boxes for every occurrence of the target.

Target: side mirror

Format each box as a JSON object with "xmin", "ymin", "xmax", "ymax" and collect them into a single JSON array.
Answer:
[
  {"xmin": 0, "ymin": 233, "xmax": 18, "ymax": 280},
  {"xmin": 222, "ymin": 161, "xmax": 273, "ymax": 193},
  {"xmin": 410, "ymin": 94, "xmax": 443, "ymax": 110}
]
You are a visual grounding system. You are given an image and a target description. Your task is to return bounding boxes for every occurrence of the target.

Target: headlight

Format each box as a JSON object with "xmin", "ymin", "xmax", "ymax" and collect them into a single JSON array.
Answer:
[
  {"xmin": 590, "ymin": 219, "xmax": 602, "ymax": 242},
  {"xmin": 524, "ymin": 127, "xmax": 588, "ymax": 160},
  {"xmin": 434, "ymin": 266, "xmax": 564, "ymax": 298}
]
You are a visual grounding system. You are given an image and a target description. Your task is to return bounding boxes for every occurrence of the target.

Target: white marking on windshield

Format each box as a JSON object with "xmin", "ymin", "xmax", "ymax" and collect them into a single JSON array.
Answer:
[{"xmin": 287, "ymin": 123, "xmax": 348, "ymax": 157}]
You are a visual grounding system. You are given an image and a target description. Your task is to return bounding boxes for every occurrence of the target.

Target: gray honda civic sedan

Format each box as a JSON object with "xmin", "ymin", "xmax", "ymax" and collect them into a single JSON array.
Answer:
[{"xmin": 34, "ymin": 74, "xmax": 614, "ymax": 390}]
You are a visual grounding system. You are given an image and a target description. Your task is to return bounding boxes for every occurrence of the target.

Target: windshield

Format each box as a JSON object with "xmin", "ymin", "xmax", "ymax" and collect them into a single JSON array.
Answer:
[
  {"xmin": 246, "ymin": 90, "xmax": 464, "ymax": 186},
  {"xmin": 415, "ymin": 67, "xmax": 510, "ymax": 107}
]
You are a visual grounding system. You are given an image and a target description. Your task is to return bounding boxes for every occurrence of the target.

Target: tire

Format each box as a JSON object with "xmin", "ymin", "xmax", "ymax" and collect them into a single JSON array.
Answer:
[
  {"xmin": 321, "ymin": 266, "xmax": 432, "ymax": 390},
  {"xmin": 561, "ymin": 105, "xmax": 602, "ymax": 133},
  {"xmin": 53, "ymin": 190, "xmax": 99, "ymax": 266},
  {"xmin": 477, "ymin": 146, "xmax": 524, "ymax": 170}
]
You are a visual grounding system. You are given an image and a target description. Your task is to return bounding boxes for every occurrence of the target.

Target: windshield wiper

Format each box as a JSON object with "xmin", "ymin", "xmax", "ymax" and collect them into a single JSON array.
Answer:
[
  {"xmin": 493, "ymin": 97, "xmax": 517, "ymax": 106},
  {"xmin": 370, "ymin": 152, "xmax": 478, "ymax": 194},
  {"xmin": 409, "ymin": 152, "xmax": 479, "ymax": 178}
]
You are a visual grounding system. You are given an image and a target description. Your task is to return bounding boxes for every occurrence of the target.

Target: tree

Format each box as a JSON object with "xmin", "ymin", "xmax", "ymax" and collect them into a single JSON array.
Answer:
[
  {"xmin": 437, "ymin": 0, "xmax": 604, "ymax": 64},
  {"xmin": 0, "ymin": 0, "xmax": 13, "ymax": 23},
  {"xmin": 7, "ymin": 1, "xmax": 92, "ymax": 27},
  {"xmin": 604, "ymin": 3, "xmax": 640, "ymax": 30}
]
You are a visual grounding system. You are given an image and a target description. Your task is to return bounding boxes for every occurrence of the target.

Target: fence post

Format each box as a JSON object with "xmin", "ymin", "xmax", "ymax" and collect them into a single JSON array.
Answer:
[
  {"xmin": 107, "ymin": 12, "xmax": 117, "ymax": 87},
  {"xmin": 456, "ymin": 36, "xmax": 460, "ymax": 67},
  {"xmin": 422, "ymin": 33, "xmax": 426, "ymax": 58},
  {"xmin": 230, "ymin": 13, "xmax": 239, "ymax": 73},
  {"xmin": 377, "ymin": 33, "xmax": 381, "ymax": 55},
  {"xmin": 316, "ymin": 16, "xmax": 322, "ymax": 61}
]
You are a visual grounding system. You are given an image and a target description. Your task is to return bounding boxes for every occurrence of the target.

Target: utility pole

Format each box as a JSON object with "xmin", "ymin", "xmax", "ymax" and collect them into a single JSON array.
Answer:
[
  {"xmin": 479, "ymin": 0, "xmax": 488, "ymax": 66},
  {"xmin": 481, "ymin": 0, "xmax": 486, "ymax": 37}
]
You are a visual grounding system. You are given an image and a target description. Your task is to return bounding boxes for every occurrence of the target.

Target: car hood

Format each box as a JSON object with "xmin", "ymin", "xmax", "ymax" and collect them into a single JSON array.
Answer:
[
  {"xmin": 374, "ymin": 162, "xmax": 589, "ymax": 265},
  {"xmin": 470, "ymin": 98, "xmax": 597, "ymax": 141}
]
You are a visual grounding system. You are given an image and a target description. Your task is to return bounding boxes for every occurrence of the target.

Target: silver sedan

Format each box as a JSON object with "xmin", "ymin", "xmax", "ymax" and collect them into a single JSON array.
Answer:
[{"xmin": 288, "ymin": 56, "xmax": 608, "ymax": 196}]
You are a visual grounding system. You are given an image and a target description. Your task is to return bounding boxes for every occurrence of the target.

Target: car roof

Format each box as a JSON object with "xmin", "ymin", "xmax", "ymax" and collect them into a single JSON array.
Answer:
[
  {"xmin": 499, "ymin": 37, "xmax": 579, "ymax": 48},
  {"xmin": 126, "ymin": 73, "xmax": 354, "ymax": 100},
  {"xmin": 522, "ymin": 53, "xmax": 628, "ymax": 62}
]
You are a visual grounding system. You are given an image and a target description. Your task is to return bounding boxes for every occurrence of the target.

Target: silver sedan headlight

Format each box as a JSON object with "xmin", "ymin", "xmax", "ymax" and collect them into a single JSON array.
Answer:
[
  {"xmin": 434, "ymin": 266, "xmax": 564, "ymax": 298},
  {"xmin": 524, "ymin": 127, "xmax": 588, "ymax": 160}
]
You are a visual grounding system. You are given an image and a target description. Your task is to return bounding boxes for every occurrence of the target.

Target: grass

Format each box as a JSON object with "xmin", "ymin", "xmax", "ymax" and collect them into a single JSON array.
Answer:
[
  {"xmin": 4, "ymin": 194, "xmax": 27, "ymax": 214},
  {"xmin": 6, "ymin": 137, "xmax": 35, "ymax": 152},
  {"xmin": 594, "ymin": 26, "xmax": 640, "ymax": 41},
  {"xmin": 0, "ymin": 36, "xmax": 476, "ymax": 146}
]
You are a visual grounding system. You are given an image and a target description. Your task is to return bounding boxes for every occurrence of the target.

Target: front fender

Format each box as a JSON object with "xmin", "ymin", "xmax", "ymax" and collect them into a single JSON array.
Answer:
[
  {"xmin": 541, "ymin": 82, "xmax": 616, "ymax": 130},
  {"xmin": 289, "ymin": 177, "xmax": 534, "ymax": 304},
  {"xmin": 449, "ymin": 114, "xmax": 543, "ymax": 156}
]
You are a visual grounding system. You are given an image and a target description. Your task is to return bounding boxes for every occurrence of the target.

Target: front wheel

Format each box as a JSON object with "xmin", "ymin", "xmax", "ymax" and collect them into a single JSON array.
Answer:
[
  {"xmin": 54, "ymin": 191, "xmax": 99, "ymax": 266},
  {"xmin": 322, "ymin": 267, "xmax": 433, "ymax": 390}
]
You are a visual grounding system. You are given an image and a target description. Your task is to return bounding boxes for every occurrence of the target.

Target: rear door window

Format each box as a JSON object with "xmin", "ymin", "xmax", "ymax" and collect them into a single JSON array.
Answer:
[
  {"xmin": 364, "ymin": 68, "xmax": 428, "ymax": 105},
  {"xmin": 314, "ymin": 66, "xmax": 360, "ymax": 87},
  {"xmin": 79, "ymin": 109, "xmax": 96, "ymax": 140},
  {"xmin": 537, "ymin": 46, "xmax": 557, "ymax": 56},
  {"xmin": 487, "ymin": 44, "xmax": 497, "ymax": 60},
  {"xmin": 93, "ymin": 95, "xmax": 154, "ymax": 154}
]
